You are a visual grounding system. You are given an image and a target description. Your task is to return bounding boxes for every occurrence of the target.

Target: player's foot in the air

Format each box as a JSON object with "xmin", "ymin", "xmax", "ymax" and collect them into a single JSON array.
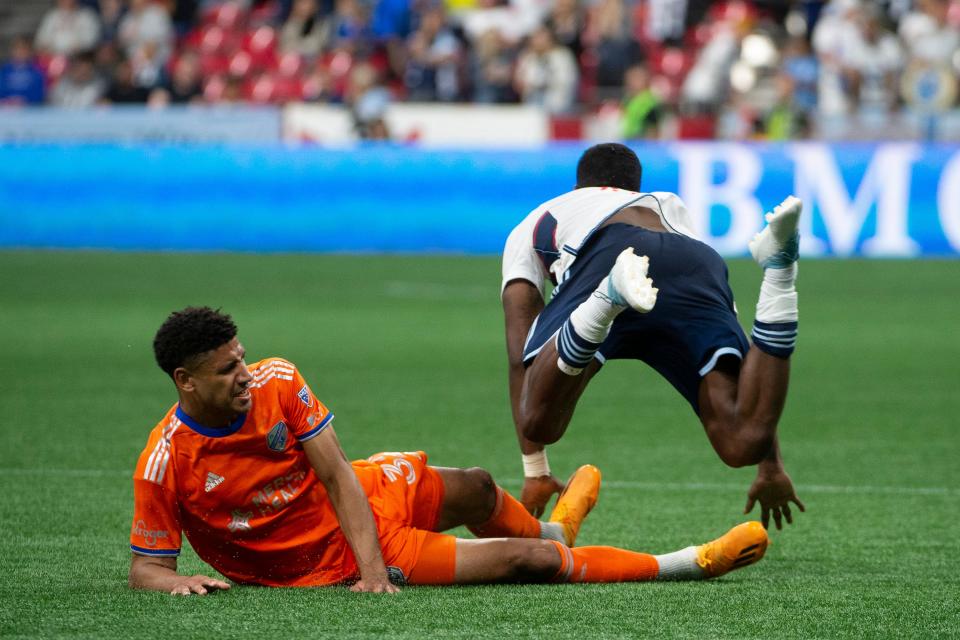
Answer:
[
  {"xmin": 695, "ymin": 521, "xmax": 769, "ymax": 578},
  {"xmin": 749, "ymin": 196, "xmax": 802, "ymax": 269},
  {"xmin": 548, "ymin": 464, "xmax": 602, "ymax": 547},
  {"xmin": 607, "ymin": 248, "xmax": 658, "ymax": 312}
]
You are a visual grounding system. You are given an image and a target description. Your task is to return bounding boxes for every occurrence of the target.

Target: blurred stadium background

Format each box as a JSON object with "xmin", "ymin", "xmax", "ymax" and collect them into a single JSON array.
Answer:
[{"xmin": 1, "ymin": 0, "xmax": 958, "ymax": 638}]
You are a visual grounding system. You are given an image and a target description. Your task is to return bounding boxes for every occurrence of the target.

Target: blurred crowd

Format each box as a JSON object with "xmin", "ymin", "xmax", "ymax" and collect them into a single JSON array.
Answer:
[{"xmin": 1, "ymin": 0, "xmax": 959, "ymax": 139}]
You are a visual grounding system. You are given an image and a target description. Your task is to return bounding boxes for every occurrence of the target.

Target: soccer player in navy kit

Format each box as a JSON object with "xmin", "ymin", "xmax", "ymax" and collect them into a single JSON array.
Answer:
[{"xmin": 502, "ymin": 143, "xmax": 805, "ymax": 530}]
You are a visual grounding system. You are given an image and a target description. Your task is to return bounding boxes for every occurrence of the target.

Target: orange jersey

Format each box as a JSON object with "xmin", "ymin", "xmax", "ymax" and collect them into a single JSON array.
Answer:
[{"xmin": 130, "ymin": 357, "xmax": 356, "ymax": 586}]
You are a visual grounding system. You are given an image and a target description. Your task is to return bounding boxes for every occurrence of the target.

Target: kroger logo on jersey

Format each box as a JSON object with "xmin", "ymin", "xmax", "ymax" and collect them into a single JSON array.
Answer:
[
  {"xmin": 266, "ymin": 421, "xmax": 288, "ymax": 452},
  {"xmin": 131, "ymin": 519, "xmax": 169, "ymax": 547}
]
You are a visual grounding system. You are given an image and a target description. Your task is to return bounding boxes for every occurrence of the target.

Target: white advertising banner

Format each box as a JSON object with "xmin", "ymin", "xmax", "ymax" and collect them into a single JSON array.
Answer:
[{"xmin": 282, "ymin": 103, "xmax": 550, "ymax": 147}]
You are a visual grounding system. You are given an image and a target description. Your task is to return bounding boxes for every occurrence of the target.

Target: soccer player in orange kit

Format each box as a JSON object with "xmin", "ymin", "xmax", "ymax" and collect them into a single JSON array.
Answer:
[{"xmin": 128, "ymin": 307, "xmax": 769, "ymax": 595}]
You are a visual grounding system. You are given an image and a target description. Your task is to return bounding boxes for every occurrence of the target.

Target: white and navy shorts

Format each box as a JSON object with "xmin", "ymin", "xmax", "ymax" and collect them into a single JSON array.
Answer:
[{"xmin": 522, "ymin": 223, "xmax": 750, "ymax": 415}]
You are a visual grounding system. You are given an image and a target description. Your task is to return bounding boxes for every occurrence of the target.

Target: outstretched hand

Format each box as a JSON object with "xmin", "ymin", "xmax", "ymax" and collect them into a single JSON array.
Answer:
[
  {"xmin": 170, "ymin": 575, "xmax": 231, "ymax": 596},
  {"xmin": 350, "ymin": 577, "xmax": 400, "ymax": 594},
  {"xmin": 521, "ymin": 474, "xmax": 566, "ymax": 517},
  {"xmin": 745, "ymin": 466, "xmax": 805, "ymax": 530}
]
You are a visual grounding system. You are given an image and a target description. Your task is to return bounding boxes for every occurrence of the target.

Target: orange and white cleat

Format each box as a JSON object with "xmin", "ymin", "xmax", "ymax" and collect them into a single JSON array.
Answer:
[
  {"xmin": 548, "ymin": 465, "xmax": 602, "ymax": 547},
  {"xmin": 696, "ymin": 521, "xmax": 769, "ymax": 578}
]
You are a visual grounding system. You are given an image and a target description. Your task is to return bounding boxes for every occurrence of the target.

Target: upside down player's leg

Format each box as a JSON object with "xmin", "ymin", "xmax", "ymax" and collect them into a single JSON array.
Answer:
[
  {"xmin": 518, "ymin": 353, "xmax": 601, "ymax": 445},
  {"xmin": 407, "ymin": 521, "xmax": 769, "ymax": 585},
  {"xmin": 698, "ymin": 197, "xmax": 802, "ymax": 469},
  {"xmin": 518, "ymin": 248, "xmax": 657, "ymax": 445}
]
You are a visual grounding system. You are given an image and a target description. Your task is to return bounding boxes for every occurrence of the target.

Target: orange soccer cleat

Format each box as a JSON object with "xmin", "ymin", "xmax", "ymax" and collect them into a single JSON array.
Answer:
[
  {"xmin": 695, "ymin": 521, "xmax": 769, "ymax": 578},
  {"xmin": 548, "ymin": 464, "xmax": 602, "ymax": 547}
]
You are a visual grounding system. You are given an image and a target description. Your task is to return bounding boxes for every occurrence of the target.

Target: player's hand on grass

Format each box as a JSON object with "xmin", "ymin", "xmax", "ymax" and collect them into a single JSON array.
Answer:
[
  {"xmin": 744, "ymin": 466, "xmax": 805, "ymax": 530},
  {"xmin": 170, "ymin": 575, "xmax": 231, "ymax": 596},
  {"xmin": 350, "ymin": 576, "xmax": 400, "ymax": 594},
  {"xmin": 521, "ymin": 474, "xmax": 566, "ymax": 517}
]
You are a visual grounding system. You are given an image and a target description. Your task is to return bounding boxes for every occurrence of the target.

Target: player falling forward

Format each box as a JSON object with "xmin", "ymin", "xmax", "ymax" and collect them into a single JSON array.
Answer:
[
  {"xmin": 129, "ymin": 307, "xmax": 768, "ymax": 594},
  {"xmin": 502, "ymin": 143, "xmax": 805, "ymax": 529}
]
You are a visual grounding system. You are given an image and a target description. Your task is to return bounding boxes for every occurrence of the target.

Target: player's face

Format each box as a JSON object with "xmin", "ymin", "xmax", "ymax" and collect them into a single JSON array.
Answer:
[{"xmin": 187, "ymin": 338, "xmax": 253, "ymax": 418}]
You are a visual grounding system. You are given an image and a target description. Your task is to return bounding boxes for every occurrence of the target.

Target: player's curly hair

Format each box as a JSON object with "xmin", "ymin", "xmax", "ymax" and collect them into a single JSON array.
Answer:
[
  {"xmin": 575, "ymin": 143, "xmax": 642, "ymax": 192},
  {"xmin": 153, "ymin": 306, "xmax": 237, "ymax": 378}
]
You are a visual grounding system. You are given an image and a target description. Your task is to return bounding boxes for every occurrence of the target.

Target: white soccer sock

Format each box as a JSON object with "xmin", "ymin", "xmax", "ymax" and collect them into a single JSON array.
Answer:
[
  {"xmin": 654, "ymin": 546, "xmax": 705, "ymax": 581},
  {"xmin": 556, "ymin": 277, "xmax": 628, "ymax": 375},
  {"xmin": 539, "ymin": 521, "xmax": 565, "ymax": 543},
  {"xmin": 569, "ymin": 276, "xmax": 628, "ymax": 342},
  {"xmin": 755, "ymin": 263, "xmax": 798, "ymax": 324}
]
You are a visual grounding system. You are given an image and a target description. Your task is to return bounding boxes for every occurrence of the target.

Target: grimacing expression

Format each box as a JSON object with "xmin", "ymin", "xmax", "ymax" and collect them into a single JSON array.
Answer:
[{"xmin": 180, "ymin": 338, "xmax": 253, "ymax": 416}]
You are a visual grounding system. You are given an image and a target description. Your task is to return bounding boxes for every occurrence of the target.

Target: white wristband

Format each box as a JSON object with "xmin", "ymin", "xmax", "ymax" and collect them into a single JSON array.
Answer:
[{"xmin": 522, "ymin": 450, "xmax": 551, "ymax": 478}]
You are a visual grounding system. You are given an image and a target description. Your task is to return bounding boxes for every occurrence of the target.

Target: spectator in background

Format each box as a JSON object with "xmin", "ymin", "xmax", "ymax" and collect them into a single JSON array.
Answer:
[
  {"xmin": 329, "ymin": 0, "xmax": 373, "ymax": 53},
  {"xmin": 0, "ymin": 36, "xmax": 47, "ymax": 106},
  {"xmin": 371, "ymin": 0, "xmax": 412, "ymax": 83},
  {"xmin": 811, "ymin": 0, "xmax": 862, "ymax": 116},
  {"xmin": 545, "ymin": 0, "xmax": 584, "ymax": 60},
  {"xmin": 371, "ymin": 0, "xmax": 411, "ymax": 41},
  {"xmin": 846, "ymin": 4, "xmax": 902, "ymax": 114},
  {"xmin": 405, "ymin": 5, "xmax": 463, "ymax": 102},
  {"xmin": 281, "ymin": 0, "xmax": 331, "ymax": 56},
  {"xmin": 898, "ymin": 0, "xmax": 959, "ymax": 65},
  {"xmin": 149, "ymin": 51, "xmax": 204, "ymax": 104},
  {"xmin": 621, "ymin": 63, "xmax": 662, "ymax": 138},
  {"xmin": 97, "ymin": 0, "xmax": 127, "ymax": 43},
  {"xmin": 103, "ymin": 57, "xmax": 151, "ymax": 103},
  {"xmin": 589, "ymin": 0, "xmax": 644, "ymax": 99},
  {"xmin": 164, "ymin": 0, "xmax": 200, "ymax": 37},
  {"xmin": 346, "ymin": 61, "xmax": 391, "ymax": 138},
  {"xmin": 514, "ymin": 25, "xmax": 578, "ymax": 113},
  {"xmin": 460, "ymin": 0, "xmax": 541, "ymax": 50},
  {"xmin": 470, "ymin": 28, "xmax": 517, "ymax": 103},
  {"xmin": 49, "ymin": 51, "xmax": 107, "ymax": 107},
  {"xmin": 681, "ymin": 7, "xmax": 749, "ymax": 113},
  {"xmin": 645, "ymin": 0, "xmax": 688, "ymax": 46},
  {"xmin": 118, "ymin": 0, "xmax": 175, "ymax": 88},
  {"xmin": 35, "ymin": 0, "xmax": 102, "ymax": 57},
  {"xmin": 763, "ymin": 71, "xmax": 809, "ymax": 139},
  {"xmin": 781, "ymin": 36, "xmax": 818, "ymax": 117}
]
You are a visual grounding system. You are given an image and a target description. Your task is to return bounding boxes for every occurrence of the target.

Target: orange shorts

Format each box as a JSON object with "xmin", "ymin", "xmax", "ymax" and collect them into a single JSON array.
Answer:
[{"xmin": 351, "ymin": 451, "xmax": 458, "ymax": 585}]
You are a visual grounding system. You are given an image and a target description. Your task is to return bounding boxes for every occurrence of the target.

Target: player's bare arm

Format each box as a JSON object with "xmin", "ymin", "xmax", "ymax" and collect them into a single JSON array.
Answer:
[
  {"xmin": 502, "ymin": 279, "xmax": 567, "ymax": 516},
  {"xmin": 302, "ymin": 427, "xmax": 399, "ymax": 594},
  {"xmin": 128, "ymin": 554, "xmax": 231, "ymax": 596}
]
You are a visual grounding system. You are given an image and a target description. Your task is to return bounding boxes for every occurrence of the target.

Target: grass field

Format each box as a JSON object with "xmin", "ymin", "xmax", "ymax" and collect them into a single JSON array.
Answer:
[{"xmin": 0, "ymin": 251, "xmax": 957, "ymax": 639}]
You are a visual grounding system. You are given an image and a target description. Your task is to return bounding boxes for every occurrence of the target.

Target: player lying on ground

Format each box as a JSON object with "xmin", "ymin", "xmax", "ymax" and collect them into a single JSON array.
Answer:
[
  {"xmin": 129, "ymin": 307, "xmax": 769, "ymax": 595},
  {"xmin": 502, "ymin": 143, "xmax": 805, "ymax": 529}
]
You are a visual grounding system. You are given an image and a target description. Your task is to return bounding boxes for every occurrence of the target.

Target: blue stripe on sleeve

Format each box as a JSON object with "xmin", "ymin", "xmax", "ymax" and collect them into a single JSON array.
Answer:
[
  {"xmin": 130, "ymin": 545, "xmax": 180, "ymax": 557},
  {"xmin": 297, "ymin": 413, "xmax": 335, "ymax": 442}
]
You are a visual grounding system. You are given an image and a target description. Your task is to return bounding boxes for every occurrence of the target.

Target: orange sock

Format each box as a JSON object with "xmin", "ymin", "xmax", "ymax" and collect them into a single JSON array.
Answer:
[
  {"xmin": 468, "ymin": 486, "xmax": 542, "ymax": 539},
  {"xmin": 550, "ymin": 541, "xmax": 659, "ymax": 583}
]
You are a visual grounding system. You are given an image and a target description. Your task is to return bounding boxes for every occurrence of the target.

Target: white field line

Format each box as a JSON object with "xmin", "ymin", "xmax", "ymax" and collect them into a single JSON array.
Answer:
[
  {"xmin": 0, "ymin": 468, "xmax": 956, "ymax": 496},
  {"xmin": 501, "ymin": 478, "xmax": 959, "ymax": 496}
]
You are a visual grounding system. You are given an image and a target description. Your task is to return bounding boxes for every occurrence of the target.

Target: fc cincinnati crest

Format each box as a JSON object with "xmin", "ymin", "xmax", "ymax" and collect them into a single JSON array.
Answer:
[
  {"xmin": 266, "ymin": 421, "xmax": 288, "ymax": 452},
  {"xmin": 297, "ymin": 385, "xmax": 313, "ymax": 408}
]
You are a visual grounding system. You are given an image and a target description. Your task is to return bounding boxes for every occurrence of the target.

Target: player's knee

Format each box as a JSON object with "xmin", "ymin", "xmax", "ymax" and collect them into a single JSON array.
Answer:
[
  {"xmin": 464, "ymin": 467, "xmax": 497, "ymax": 514},
  {"xmin": 506, "ymin": 540, "xmax": 560, "ymax": 581},
  {"xmin": 718, "ymin": 428, "xmax": 772, "ymax": 468}
]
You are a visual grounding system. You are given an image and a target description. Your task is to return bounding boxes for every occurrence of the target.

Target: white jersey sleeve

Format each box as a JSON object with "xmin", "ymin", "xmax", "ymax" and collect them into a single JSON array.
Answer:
[{"xmin": 501, "ymin": 214, "xmax": 549, "ymax": 298}]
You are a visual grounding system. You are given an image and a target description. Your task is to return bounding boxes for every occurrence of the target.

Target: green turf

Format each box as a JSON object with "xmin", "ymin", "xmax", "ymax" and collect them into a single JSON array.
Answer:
[{"xmin": 0, "ymin": 252, "xmax": 957, "ymax": 639}]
